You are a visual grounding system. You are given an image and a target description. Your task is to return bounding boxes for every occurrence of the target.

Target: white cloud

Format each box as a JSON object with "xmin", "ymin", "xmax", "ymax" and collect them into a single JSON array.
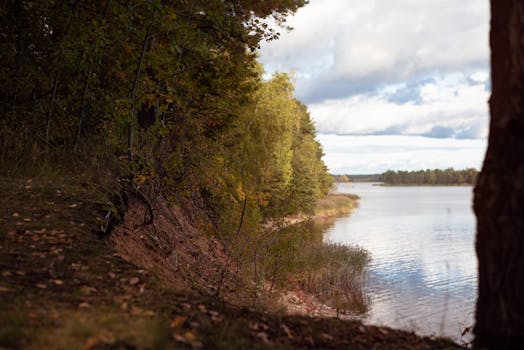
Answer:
[
  {"xmin": 260, "ymin": 0, "xmax": 489, "ymax": 102},
  {"xmin": 309, "ymin": 73, "xmax": 489, "ymax": 138}
]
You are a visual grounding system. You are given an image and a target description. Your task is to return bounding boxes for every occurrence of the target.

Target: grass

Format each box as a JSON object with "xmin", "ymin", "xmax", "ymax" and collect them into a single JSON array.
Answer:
[
  {"xmin": 299, "ymin": 243, "xmax": 371, "ymax": 314},
  {"xmin": 27, "ymin": 310, "xmax": 172, "ymax": 350},
  {"xmin": 312, "ymin": 193, "xmax": 360, "ymax": 218},
  {"xmin": 0, "ymin": 299, "xmax": 34, "ymax": 349}
]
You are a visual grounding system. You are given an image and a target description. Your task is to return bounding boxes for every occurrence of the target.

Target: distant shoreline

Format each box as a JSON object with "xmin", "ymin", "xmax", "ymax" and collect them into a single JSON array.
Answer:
[{"xmin": 375, "ymin": 183, "xmax": 474, "ymax": 187}]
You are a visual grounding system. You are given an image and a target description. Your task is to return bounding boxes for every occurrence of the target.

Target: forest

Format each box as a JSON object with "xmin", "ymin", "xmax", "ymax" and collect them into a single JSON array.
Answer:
[
  {"xmin": 0, "ymin": 0, "xmax": 332, "ymax": 228},
  {"xmin": 379, "ymin": 168, "xmax": 479, "ymax": 185}
]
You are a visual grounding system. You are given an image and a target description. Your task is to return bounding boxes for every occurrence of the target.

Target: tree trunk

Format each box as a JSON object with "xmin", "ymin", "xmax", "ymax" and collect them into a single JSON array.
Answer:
[{"xmin": 474, "ymin": 1, "xmax": 524, "ymax": 348}]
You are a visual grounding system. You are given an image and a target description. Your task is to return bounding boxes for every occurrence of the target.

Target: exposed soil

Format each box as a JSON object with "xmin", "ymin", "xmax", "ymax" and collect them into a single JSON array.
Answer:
[
  {"xmin": 110, "ymin": 185, "xmax": 241, "ymax": 301},
  {"xmin": 0, "ymin": 175, "xmax": 463, "ymax": 349}
]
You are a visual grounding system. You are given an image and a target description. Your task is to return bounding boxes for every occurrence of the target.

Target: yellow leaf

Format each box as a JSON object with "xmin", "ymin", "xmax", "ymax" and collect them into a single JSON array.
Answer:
[
  {"xmin": 170, "ymin": 315, "xmax": 187, "ymax": 329},
  {"xmin": 135, "ymin": 174, "xmax": 147, "ymax": 184},
  {"xmin": 184, "ymin": 331, "xmax": 196, "ymax": 342}
]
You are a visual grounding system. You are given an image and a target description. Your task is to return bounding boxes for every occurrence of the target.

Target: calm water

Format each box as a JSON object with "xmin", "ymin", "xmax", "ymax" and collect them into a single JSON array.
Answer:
[{"xmin": 323, "ymin": 182, "xmax": 477, "ymax": 341}]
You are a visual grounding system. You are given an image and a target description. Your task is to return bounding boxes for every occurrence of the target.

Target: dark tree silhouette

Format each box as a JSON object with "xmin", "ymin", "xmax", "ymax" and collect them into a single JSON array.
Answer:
[{"xmin": 474, "ymin": 0, "xmax": 524, "ymax": 348}]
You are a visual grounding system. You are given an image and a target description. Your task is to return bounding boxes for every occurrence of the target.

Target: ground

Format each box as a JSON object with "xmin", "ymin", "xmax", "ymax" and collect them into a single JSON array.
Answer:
[{"xmin": 0, "ymin": 174, "xmax": 463, "ymax": 349}]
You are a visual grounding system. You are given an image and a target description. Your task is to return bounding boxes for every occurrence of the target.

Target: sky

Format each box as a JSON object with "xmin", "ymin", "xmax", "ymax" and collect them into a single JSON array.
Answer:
[{"xmin": 259, "ymin": 0, "xmax": 490, "ymax": 174}]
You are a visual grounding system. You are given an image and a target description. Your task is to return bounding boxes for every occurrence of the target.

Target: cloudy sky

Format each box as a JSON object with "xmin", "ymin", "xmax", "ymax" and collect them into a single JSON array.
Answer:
[{"xmin": 259, "ymin": 0, "xmax": 490, "ymax": 174}]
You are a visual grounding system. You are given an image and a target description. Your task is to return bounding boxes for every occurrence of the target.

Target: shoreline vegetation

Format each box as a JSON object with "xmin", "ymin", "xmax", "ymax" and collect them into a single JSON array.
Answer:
[
  {"xmin": 380, "ymin": 168, "xmax": 478, "ymax": 186},
  {"xmin": 274, "ymin": 193, "xmax": 371, "ymax": 318},
  {"xmin": 265, "ymin": 193, "xmax": 371, "ymax": 319},
  {"xmin": 280, "ymin": 193, "xmax": 360, "ymax": 226},
  {"xmin": 334, "ymin": 168, "xmax": 479, "ymax": 186},
  {"xmin": 376, "ymin": 183, "xmax": 474, "ymax": 187}
]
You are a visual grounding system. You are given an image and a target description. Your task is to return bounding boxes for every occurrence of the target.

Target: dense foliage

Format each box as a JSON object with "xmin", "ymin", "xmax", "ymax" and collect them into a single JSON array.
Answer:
[
  {"xmin": 1, "ymin": 0, "xmax": 331, "ymax": 232},
  {"xmin": 380, "ymin": 168, "xmax": 479, "ymax": 185}
]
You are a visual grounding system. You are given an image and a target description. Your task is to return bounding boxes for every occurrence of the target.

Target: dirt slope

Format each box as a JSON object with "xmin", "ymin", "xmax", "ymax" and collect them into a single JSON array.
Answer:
[{"xmin": 110, "ymin": 185, "xmax": 240, "ymax": 300}]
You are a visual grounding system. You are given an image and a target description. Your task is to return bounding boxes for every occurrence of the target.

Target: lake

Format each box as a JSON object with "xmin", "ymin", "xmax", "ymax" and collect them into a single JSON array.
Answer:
[{"xmin": 322, "ymin": 182, "xmax": 477, "ymax": 342}]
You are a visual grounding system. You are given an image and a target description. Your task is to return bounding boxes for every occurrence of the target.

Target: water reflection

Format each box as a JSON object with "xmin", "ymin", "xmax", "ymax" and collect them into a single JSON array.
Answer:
[{"xmin": 315, "ymin": 183, "xmax": 477, "ymax": 342}]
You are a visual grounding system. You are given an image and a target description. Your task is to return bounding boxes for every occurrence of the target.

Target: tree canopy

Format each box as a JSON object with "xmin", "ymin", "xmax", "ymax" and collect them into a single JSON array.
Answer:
[{"xmin": 1, "ymin": 0, "xmax": 329, "ymax": 232}]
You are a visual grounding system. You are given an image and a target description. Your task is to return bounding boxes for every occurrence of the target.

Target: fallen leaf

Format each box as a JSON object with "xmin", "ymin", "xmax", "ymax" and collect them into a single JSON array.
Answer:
[
  {"xmin": 197, "ymin": 304, "xmax": 207, "ymax": 313},
  {"xmin": 36, "ymin": 283, "xmax": 47, "ymax": 289},
  {"xmin": 255, "ymin": 332, "xmax": 270, "ymax": 344},
  {"xmin": 171, "ymin": 316, "xmax": 188, "ymax": 329},
  {"xmin": 131, "ymin": 306, "xmax": 143, "ymax": 315},
  {"xmin": 281, "ymin": 324, "xmax": 294, "ymax": 339},
  {"xmin": 192, "ymin": 341, "xmax": 204, "ymax": 349},
  {"xmin": 16, "ymin": 270, "xmax": 25, "ymax": 276},
  {"xmin": 129, "ymin": 277, "xmax": 140, "ymax": 285},
  {"xmin": 24, "ymin": 218, "xmax": 32, "ymax": 222},
  {"xmin": 0, "ymin": 286, "xmax": 14, "ymax": 292},
  {"xmin": 79, "ymin": 302, "xmax": 91, "ymax": 308},
  {"xmin": 80, "ymin": 286, "xmax": 98, "ymax": 295},
  {"xmin": 108, "ymin": 272, "xmax": 116, "ymax": 279},
  {"xmin": 173, "ymin": 334, "xmax": 188, "ymax": 343},
  {"xmin": 184, "ymin": 331, "xmax": 196, "ymax": 342},
  {"xmin": 53, "ymin": 279, "xmax": 64, "ymax": 285},
  {"xmin": 83, "ymin": 330, "xmax": 115, "ymax": 350},
  {"xmin": 12, "ymin": 213, "xmax": 19, "ymax": 218},
  {"xmin": 142, "ymin": 310, "xmax": 155, "ymax": 317},
  {"xmin": 2, "ymin": 271, "xmax": 12, "ymax": 277},
  {"xmin": 211, "ymin": 314, "xmax": 223, "ymax": 323},
  {"xmin": 69, "ymin": 203, "xmax": 78, "ymax": 208},
  {"xmin": 321, "ymin": 333, "xmax": 333, "ymax": 341}
]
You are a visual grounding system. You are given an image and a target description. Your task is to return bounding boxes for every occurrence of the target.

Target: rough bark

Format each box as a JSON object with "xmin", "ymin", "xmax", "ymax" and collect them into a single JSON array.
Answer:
[{"xmin": 474, "ymin": 1, "xmax": 524, "ymax": 348}]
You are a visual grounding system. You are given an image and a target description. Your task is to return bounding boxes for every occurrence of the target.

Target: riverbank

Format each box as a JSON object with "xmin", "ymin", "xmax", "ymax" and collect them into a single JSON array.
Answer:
[
  {"xmin": 377, "ymin": 183, "xmax": 474, "ymax": 187},
  {"xmin": 0, "ymin": 175, "xmax": 461, "ymax": 349},
  {"xmin": 280, "ymin": 193, "xmax": 359, "ymax": 227}
]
